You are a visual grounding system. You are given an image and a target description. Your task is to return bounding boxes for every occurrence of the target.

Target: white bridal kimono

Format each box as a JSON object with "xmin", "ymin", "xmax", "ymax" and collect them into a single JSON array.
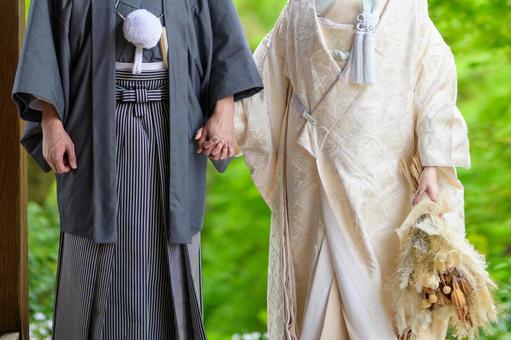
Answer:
[{"xmin": 235, "ymin": 0, "xmax": 471, "ymax": 339}]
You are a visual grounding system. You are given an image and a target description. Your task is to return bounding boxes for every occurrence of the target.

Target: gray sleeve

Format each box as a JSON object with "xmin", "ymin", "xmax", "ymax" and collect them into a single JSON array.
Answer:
[
  {"xmin": 206, "ymin": 0, "xmax": 263, "ymax": 113},
  {"xmin": 20, "ymin": 122, "xmax": 52, "ymax": 172},
  {"xmin": 11, "ymin": 0, "xmax": 70, "ymax": 172},
  {"xmin": 12, "ymin": 0, "xmax": 69, "ymax": 123},
  {"xmin": 28, "ymin": 95, "xmax": 55, "ymax": 112}
]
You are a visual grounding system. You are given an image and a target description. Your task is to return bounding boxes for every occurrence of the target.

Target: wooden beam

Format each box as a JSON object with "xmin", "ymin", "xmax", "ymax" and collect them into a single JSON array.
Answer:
[{"xmin": 0, "ymin": 0, "xmax": 29, "ymax": 338}]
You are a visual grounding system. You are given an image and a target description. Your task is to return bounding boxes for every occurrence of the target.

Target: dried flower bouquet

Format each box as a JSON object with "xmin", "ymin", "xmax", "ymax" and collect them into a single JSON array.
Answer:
[{"xmin": 390, "ymin": 155, "xmax": 497, "ymax": 340}]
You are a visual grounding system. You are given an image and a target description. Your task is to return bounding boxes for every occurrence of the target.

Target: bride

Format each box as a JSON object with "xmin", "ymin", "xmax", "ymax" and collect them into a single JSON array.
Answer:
[{"xmin": 197, "ymin": 0, "xmax": 470, "ymax": 338}]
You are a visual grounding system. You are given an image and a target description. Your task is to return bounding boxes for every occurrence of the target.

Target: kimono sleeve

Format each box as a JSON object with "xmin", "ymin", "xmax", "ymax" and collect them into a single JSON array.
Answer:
[
  {"xmin": 11, "ymin": 0, "xmax": 70, "ymax": 172},
  {"xmin": 414, "ymin": 16, "xmax": 470, "ymax": 169},
  {"xmin": 234, "ymin": 7, "xmax": 290, "ymax": 206},
  {"xmin": 12, "ymin": 0, "xmax": 69, "ymax": 123},
  {"xmin": 207, "ymin": 0, "xmax": 263, "ymax": 112}
]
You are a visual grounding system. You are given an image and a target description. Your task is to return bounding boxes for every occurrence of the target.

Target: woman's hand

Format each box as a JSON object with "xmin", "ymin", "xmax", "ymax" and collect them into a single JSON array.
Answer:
[
  {"xmin": 41, "ymin": 102, "xmax": 77, "ymax": 174},
  {"xmin": 413, "ymin": 166, "xmax": 439, "ymax": 205},
  {"xmin": 195, "ymin": 96, "xmax": 236, "ymax": 161}
]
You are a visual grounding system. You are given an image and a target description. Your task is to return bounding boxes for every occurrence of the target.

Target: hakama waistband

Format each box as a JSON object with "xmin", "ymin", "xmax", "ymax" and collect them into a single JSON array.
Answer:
[{"xmin": 115, "ymin": 66, "xmax": 169, "ymax": 116}]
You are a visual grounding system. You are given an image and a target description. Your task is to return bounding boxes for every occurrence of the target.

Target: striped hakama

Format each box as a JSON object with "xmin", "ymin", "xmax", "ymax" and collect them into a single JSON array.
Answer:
[{"xmin": 51, "ymin": 64, "xmax": 206, "ymax": 340}]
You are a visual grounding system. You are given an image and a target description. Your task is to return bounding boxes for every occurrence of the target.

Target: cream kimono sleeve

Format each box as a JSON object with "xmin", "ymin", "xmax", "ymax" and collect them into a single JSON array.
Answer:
[
  {"xmin": 414, "ymin": 16, "xmax": 471, "ymax": 169},
  {"xmin": 234, "ymin": 7, "xmax": 290, "ymax": 206}
]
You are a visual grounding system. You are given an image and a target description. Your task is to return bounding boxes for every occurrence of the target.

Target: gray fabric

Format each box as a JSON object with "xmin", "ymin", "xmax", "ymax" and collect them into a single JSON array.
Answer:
[
  {"xmin": 52, "ymin": 68, "xmax": 204, "ymax": 339},
  {"xmin": 12, "ymin": 0, "xmax": 263, "ymax": 244},
  {"xmin": 53, "ymin": 235, "xmax": 203, "ymax": 340},
  {"xmin": 53, "ymin": 234, "xmax": 114, "ymax": 339}
]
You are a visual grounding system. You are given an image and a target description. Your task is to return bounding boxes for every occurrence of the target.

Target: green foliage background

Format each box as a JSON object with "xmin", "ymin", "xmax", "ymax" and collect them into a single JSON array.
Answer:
[{"xmin": 25, "ymin": 0, "xmax": 510, "ymax": 339}]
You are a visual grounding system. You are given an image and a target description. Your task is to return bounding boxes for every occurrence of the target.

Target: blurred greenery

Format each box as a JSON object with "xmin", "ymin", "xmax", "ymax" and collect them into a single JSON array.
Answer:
[{"xmin": 24, "ymin": 0, "xmax": 510, "ymax": 339}]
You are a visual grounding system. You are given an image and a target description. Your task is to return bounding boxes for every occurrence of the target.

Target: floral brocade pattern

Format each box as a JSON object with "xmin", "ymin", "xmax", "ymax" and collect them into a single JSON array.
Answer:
[{"xmin": 235, "ymin": 0, "xmax": 470, "ymax": 338}]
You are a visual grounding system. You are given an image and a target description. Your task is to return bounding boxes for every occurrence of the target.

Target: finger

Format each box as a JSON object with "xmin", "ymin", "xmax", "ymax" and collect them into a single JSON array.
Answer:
[
  {"xmin": 44, "ymin": 153, "xmax": 56, "ymax": 173},
  {"xmin": 204, "ymin": 136, "xmax": 221, "ymax": 149},
  {"xmin": 427, "ymin": 186, "xmax": 439, "ymax": 203},
  {"xmin": 210, "ymin": 143, "xmax": 225, "ymax": 160},
  {"xmin": 203, "ymin": 142, "xmax": 219, "ymax": 157},
  {"xmin": 219, "ymin": 144, "xmax": 229, "ymax": 160},
  {"xmin": 228, "ymin": 144, "xmax": 235, "ymax": 158},
  {"xmin": 52, "ymin": 148, "xmax": 70, "ymax": 174},
  {"xmin": 53, "ymin": 155, "xmax": 70, "ymax": 174},
  {"xmin": 197, "ymin": 128, "xmax": 210, "ymax": 153},
  {"xmin": 414, "ymin": 181, "xmax": 427, "ymax": 204},
  {"xmin": 195, "ymin": 127, "xmax": 203, "ymax": 141},
  {"xmin": 412, "ymin": 193, "xmax": 419, "ymax": 205},
  {"xmin": 202, "ymin": 137, "xmax": 217, "ymax": 156},
  {"xmin": 202, "ymin": 140, "xmax": 219, "ymax": 152},
  {"xmin": 413, "ymin": 190, "xmax": 423, "ymax": 205},
  {"xmin": 199, "ymin": 137, "xmax": 217, "ymax": 153},
  {"xmin": 67, "ymin": 144, "xmax": 78, "ymax": 169},
  {"xmin": 210, "ymin": 141, "xmax": 224, "ymax": 159}
]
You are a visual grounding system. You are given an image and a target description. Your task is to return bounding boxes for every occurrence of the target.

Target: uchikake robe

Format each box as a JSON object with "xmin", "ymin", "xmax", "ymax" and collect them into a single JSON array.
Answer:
[
  {"xmin": 12, "ymin": 0, "xmax": 263, "ymax": 244},
  {"xmin": 235, "ymin": 0, "xmax": 471, "ymax": 339}
]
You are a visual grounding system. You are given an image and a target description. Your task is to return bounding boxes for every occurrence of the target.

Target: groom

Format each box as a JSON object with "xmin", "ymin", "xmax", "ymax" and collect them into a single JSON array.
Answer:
[{"xmin": 13, "ymin": 0, "xmax": 263, "ymax": 337}]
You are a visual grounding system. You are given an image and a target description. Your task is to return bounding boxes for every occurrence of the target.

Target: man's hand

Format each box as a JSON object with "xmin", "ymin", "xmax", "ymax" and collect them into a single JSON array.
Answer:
[
  {"xmin": 41, "ymin": 102, "xmax": 77, "ymax": 174},
  {"xmin": 413, "ymin": 166, "xmax": 439, "ymax": 205},
  {"xmin": 195, "ymin": 96, "xmax": 236, "ymax": 161}
]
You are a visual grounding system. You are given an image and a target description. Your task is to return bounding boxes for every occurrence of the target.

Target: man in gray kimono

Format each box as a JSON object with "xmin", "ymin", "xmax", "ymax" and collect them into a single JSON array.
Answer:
[{"xmin": 12, "ymin": 0, "xmax": 262, "ymax": 338}]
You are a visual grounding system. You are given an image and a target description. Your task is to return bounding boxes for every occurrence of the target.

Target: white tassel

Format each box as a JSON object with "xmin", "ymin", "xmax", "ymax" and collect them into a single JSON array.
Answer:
[
  {"xmin": 349, "ymin": 10, "xmax": 378, "ymax": 85},
  {"xmin": 133, "ymin": 46, "xmax": 144, "ymax": 74},
  {"xmin": 364, "ymin": 31, "xmax": 376, "ymax": 84},
  {"xmin": 349, "ymin": 30, "xmax": 365, "ymax": 84}
]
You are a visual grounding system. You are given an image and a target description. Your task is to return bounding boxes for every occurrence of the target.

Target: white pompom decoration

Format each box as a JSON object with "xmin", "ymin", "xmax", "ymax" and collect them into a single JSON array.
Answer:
[{"xmin": 122, "ymin": 9, "xmax": 162, "ymax": 74}]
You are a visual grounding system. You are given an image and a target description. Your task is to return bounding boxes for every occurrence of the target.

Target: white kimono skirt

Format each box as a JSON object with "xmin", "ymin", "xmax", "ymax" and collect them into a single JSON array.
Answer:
[{"xmin": 235, "ymin": 0, "xmax": 471, "ymax": 339}]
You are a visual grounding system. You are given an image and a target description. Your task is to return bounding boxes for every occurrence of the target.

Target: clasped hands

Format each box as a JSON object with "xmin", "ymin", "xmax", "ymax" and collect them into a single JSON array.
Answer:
[
  {"xmin": 195, "ymin": 96, "xmax": 237, "ymax": 161},
  {"xmin": 41, "ymin": 96, "xmax": 237, "ymax": 174}
]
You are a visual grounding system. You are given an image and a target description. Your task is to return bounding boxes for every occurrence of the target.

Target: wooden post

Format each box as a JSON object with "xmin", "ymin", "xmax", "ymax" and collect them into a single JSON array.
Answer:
[{"xmin": 0, "ymin": 0, "xmax": 29, "ymax": 338}]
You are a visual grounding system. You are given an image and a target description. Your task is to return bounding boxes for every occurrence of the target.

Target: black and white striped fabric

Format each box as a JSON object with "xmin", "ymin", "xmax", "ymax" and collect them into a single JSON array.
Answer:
[{"xmin": 51, "ymin": 68, "xmax": 206, "ymax": 340}]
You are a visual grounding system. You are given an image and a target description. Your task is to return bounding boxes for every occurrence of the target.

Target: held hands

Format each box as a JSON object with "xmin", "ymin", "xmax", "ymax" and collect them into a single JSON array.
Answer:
[
  {"xmin": 41, "ymin": 102, "xmax": 77, "ymax": 174},
  {"xmin": 413, "ymin": 166, "xmax": 439, "ymax": 205},
  {"xmin": 195, "ymin": 96, "xmax": 236, "ymax": 161}
]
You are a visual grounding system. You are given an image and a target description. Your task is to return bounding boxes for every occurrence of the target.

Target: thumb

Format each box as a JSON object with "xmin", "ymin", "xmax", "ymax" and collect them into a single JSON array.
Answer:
[
  {"xmin": 195, "ymin": 127, "xmax": 203, "ymax": 140},
  {"xmin": 427, "ymin": 186, "xmax": 439, "ymax": 203},
  {"xmin": 413, "ymin": 184, "xmax": 425, "ymax": 205}
]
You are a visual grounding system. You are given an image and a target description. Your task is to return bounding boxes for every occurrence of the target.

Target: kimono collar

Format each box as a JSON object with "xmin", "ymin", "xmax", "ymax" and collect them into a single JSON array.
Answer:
[
  {"xmin": 90, "ymin": 0, "xmax": 118, "ymax": 241},
  {"xmin": 314, "ymin": 0, "xmax": 379, "ymax": 85},
  {"xmin": 287, "ymin": 0, "xmax": 393, "ymax": 110}
]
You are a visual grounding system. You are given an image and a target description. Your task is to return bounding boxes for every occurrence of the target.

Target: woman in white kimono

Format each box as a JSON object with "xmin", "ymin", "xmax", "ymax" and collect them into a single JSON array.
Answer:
[{"xmin": 197, "ymin": 0, "xmax": 470, "ymax": 338}]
